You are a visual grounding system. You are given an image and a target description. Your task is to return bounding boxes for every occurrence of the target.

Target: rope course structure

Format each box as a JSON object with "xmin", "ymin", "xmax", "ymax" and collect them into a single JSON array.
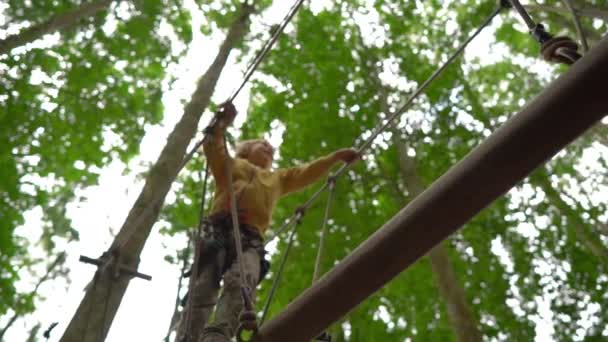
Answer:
[
  {"xmin": 237, "ymin": 1, "xmax": 600, "ymax": 341},
  {"xmin": 256, "ymin": 1, "xmax": 508, "ymax": 321},
  {"xmin": 508, "ymin": 0, "xmax": 582, "ymax": 64},
  {"xmin": 252, "ymin": 23, "xmax": 608, "ymax": 342},
  {"xmin": 70, "ymin": 0, "xmax": 302, "ymax": 339},
  {"xmin": 180, "ymin": 0, "xmax": 309, "ymax": 341},
  {"xmin": 69, "ymin": 0, "xmax": 603, "ymax": 339}
]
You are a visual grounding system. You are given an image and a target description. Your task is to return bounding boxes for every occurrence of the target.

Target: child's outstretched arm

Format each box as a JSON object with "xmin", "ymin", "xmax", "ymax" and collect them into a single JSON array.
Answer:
[
  {"xmin": 278, "ymin": 148, "xmax": 360, "ymax": 196},
  {"xmin": 202, "ymin": 102, "xmax": 237, "ymax": 189}
]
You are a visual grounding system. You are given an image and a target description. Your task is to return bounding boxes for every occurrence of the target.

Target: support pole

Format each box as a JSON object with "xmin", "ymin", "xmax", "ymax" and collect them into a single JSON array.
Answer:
[{"xmin": 254, "ymin": 36, "xmax": 608, "ymax": 342}]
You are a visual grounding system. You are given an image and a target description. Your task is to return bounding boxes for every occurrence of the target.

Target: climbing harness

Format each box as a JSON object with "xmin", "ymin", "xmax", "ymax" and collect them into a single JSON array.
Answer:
[
  {"xmin": 507, "ymin": 0, "xmax": 581, "ymax": 64},
  {"xmin": 81, "ymin": 0, "xmax": 304, "ymax": 286}
]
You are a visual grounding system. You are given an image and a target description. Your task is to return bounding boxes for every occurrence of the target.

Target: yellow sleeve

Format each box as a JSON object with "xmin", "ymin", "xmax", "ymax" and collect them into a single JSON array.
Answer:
[
  {"xmin": 202, "ymin": 126, "xmax": 231, "ymax": 189},
  {"xmin": 277, "ymin": 154, "xmax": 337, "ymax": 196}
]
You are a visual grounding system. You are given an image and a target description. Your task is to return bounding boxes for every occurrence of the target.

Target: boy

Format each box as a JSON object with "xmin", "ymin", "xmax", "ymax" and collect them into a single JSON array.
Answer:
[{"xmin": 181, "ymin": 103, "xmax": 359, "ymax": 342}]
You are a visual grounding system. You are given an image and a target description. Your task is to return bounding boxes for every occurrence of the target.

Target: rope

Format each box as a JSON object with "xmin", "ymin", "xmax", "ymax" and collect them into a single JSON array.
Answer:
[
  {"xmin": 255, "ymin": 11, "xmax": 505, "ymax": 321},
  {"xmin": 182, "ymin": 163, "xmax": 211, "ymax": 342},
  {"xmin": 508, "ymin": 0, "xmax": 537, "ymax": 30},
  {"xmin": 353, "ymin": 4, "xmax": 505, "ymax": 157},
  {"xmin": 221, "ymin": 133, "xmax": 256, "ymax": 317},
  {"xmin": 507, "ymin": 0, "xmax": 581, "ymax": 64},
  {"xmin": 260, "ymin": 220, "xmax": 299, "ymax": 325},
  {"xmin": 561, "ymin": 0, "xmax": 588, "ymax": 52},
  {"xmin": 263, "ymin": 3, "xmax": 504, "ymax": 246},
  {"xmin": 311, "ymin": 178, "xmax": 336, "ymax": 284},
  {"xmin": 228, "ymin": 0, "xmax": 306, "ymax": 102}
]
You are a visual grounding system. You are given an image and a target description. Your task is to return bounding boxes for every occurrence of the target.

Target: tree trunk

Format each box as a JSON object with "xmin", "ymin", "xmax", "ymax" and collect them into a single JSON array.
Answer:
[
  {"xmin": 427, "ymin": 245, "xmax": 482, "ymax": 342},
  {"xmin": 0, "ymin": 0, "xmax": 115, "ymax": 55},
  {"xmin": 390, "ymin": 124, "xmax": 482, "ymax": 342},
  {"xmin": 533, "ymin": 169, "xmax": 608, "ymax": 270},
  {"xmin": 59, "ymin": 6, "xmax": 253, "ymax": 342}
]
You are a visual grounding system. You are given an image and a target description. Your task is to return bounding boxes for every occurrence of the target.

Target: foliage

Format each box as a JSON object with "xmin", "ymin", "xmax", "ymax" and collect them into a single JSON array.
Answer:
[
  {"xmin": 4, "ymin": 0, "xmax": 607, "ymax": 340},
  {"xmin": 0, "ymin": 0, "xmax": 193, "ymax": 326},
  {"xmin": 233, "ymin": 1, "xmax": 607, "ymax": 340}
]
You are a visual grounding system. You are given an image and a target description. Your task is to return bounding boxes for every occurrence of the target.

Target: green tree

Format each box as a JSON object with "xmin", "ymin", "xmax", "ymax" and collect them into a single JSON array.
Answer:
[
  {"xmin": 1, "ymin": 0, "xmax": 192, "ymax": 334},
  {"xmin": 58, "ymin": 2, "xmax": 257, "ymax": 340},
  {"xmin": 231, "ymin": 1, "xmax": 607, "ymax": 340}
]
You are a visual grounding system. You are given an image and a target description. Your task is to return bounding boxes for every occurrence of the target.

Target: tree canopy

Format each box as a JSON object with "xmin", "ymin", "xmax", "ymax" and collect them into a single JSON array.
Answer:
[{"xmin": 2, "ymin": 0, "xmax": 607, "ymax": 341}]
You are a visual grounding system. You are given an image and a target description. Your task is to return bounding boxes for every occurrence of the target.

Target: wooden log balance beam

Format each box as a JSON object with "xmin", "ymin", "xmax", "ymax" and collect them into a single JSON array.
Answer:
[{"xmin": 254, "ymin": 36, "xmax": 608, "ymax": 342}]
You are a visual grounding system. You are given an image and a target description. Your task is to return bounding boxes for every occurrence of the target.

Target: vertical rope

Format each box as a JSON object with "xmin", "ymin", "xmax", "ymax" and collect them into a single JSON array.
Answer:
[
  {"xmin": 259, "ymin": 217, "xmax": 300, "ymax": 325},
  {"xmin": 311, "ymin": 179, "xmax": 336, "ymax": 284},
  {"xmin": 221, "ymin": 134, "xmax": 252, "ymax": 308}
]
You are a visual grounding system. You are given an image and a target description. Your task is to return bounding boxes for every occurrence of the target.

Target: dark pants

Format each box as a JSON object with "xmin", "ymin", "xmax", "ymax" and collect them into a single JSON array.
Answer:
[{"xmin": 177, "ymin": 214, "xmax": 268, "ymax": 342}]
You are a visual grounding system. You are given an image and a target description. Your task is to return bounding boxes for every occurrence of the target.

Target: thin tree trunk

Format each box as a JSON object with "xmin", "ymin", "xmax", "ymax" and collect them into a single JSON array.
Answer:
[
  {"xmin": 427, "ymin": 245, "xmax": 482, "ymax": 342},
  {"xmin": 533, "ymin": 170, "xmax": 608, "ymax": 270},
  {"xmin": 0, "ymin": 0, "xmax": 115, "ymax": 55},
  {"xmin": 0, "ymin": 315, "xmax": 19, "ymax": 341},
  {"xmin": 59, "ymin": 6, "xmax": 254, "ymax": 342},
  {"xmin": 390, "ymin": 122, "xmax": 482, "ymax": 342}
]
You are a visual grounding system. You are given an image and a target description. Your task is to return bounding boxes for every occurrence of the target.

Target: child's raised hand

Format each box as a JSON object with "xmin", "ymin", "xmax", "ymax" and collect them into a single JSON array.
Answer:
[
  {"xmin": 333, "ymin": 148, "xmax": 361, "ymax": 164},
  {"xmin": 216, "ymin": 102, "xmax": 237, "ymax": 127}
]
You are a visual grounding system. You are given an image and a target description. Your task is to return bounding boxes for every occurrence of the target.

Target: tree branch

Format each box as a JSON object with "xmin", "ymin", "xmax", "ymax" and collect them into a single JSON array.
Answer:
[
  {"xmin": 0, "ymin": 252, "xmax": 66, "ymax": 340},
  {"xmin": 0, "ymin": 0, "xmax": 115, "ymax": 55},
  {"xmin": 524, "ymin": 4, "xmax": 608, "ymax": 21}
]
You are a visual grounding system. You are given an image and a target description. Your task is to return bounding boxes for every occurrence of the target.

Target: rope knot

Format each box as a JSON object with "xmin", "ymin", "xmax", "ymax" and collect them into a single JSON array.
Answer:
[
  {"xmin": 236, "ymin": 309, "xmax": 258, "ymax": 342},
  {"xmin": 540, "ymin": 36, "xmax": 581, "ymax": 65},
  {"xmin": 327, "ymin": 175, "xmax": 337, "ymax": 190},
  {"xmin": 294, "ymin": 206, "xmax": 307, "ymax": 224}
]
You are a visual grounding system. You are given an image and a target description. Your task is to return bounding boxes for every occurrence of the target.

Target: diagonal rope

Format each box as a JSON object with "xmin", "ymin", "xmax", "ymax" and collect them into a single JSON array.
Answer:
[
  {"xmin": 112, "ymin": 0, "xmax": 307, "ymax": 256},
  {"xmin": 311, "ymin": 179, "xmax": 336, "ymax": 284},
  {"xmin": 352, "ymin": 5, "xmax": 505, "ymax": 157},
  {"xmin": 221, "ymin": 133, "xmax": 256, "ymax": 312},
  {"xmin": 228, "ymin": 0, "xmax": 306, "ymax": 102},
  {"xmin": 259, "ymin": 219, "xmax": 299, "ymax": 325},
  {"xmin": 561, "ymin": 0, "xmax": 589, "ymax": 52},
  {"xmin": 263, "ymin": 3, "xmax": 505, "ymax": 246},
  {"xmin": 257, "ymin": 179, "xmax": 334, "ymax": 328}
]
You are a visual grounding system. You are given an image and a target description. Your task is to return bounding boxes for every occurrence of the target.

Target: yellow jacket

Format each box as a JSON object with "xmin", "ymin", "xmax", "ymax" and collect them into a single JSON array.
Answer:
[{"xmin": 203, "ymin": 131, "xmax": 338, "ymax": 236}]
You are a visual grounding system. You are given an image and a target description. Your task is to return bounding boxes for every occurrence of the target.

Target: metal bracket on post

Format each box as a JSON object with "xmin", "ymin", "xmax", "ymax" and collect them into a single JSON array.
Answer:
[
  {"xmin": 79, "ymin": 254, "xmax": 152, "ymax": 281},
  {"xmin": 507, "ymin": 0, "xmax": 581, "ymax": 65}
]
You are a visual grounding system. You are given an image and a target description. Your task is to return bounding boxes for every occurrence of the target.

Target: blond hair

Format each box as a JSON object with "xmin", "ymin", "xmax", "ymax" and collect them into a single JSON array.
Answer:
[{"xmin": 235, "ymin": 139, "xmax": 266, "ymax": 159}]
